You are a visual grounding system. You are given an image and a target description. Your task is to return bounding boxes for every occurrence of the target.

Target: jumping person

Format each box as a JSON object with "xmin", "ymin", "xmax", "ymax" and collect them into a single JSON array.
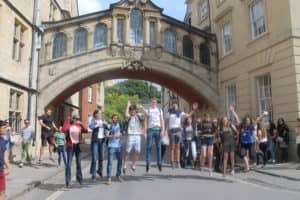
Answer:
[
  {"xmin": 38, "ymin": 108, "xmax": 58, "ymax": 163},
  {"xmin": 166, "ymin": 101, "xmax": 185, "ymax": 169},
  {"xmin": 54, "ymin": 126, "xmax": 67, "ymax": 168},
  {"xmin": 256, "ymin": 121, "xmax": 268, "ymax": 167},
  {"xmin": 0, "ymin": 120, "xmax": 11, "ymax": 200},
  {"xmin": 220, "ymin": 114, "xmax": 238, "ymax": 177},
  {"xmin": 182, "ymin": 116, "xmax": 197, "ymax": 168},
  {"xmin": 19, "ymin": 119, "xmax": 35, "ymax": 168},
  {"xmin": 141, "ymin": 97, "xmax": 165, "ymax": 173},
  {"xmin": 89, "ymin": 109, "xmax": 108, "ymax": 180},
  {"xmin": 106, "ymin": 114, "xmax": 123, "ymax": 185},
  {"xmin": 123, "ymin": 101, "xmax": 144, "ymax": 174},
  {"xmin": 62, "ymin": 115, "xmax": 88, "ymax": 188},
  {"xmin": 277, "ymin": 118, "xmax": 290, "ymax": 163},
  {"xmin": 199, "ymin": 114, "xmax": 217, "ymax": 176}
]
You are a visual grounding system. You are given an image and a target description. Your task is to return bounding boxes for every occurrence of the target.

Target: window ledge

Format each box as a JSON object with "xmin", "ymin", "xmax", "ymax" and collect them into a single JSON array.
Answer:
[
  {"xmin": 247, "ymin": 32, "xmax": 269, "ymax": 47},
  {"xmin": 220, "ymin": 50, "xmax": 234, "ymax": 60}
]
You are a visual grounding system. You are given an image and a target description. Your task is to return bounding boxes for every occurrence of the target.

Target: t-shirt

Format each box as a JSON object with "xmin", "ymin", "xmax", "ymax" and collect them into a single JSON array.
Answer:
[
  {"xmin": 21, "ymin": 126, "xmax": 34, "ymax": 143},
  {"xmin": 69, "ymin": 126, "xmax": 81, "ymax": 144},
  {"xmin": 166, "ymin": 110, "xmax": 185, "ymax": 129},
  {"xmin": 39, "ymin": 115, "xmax": 53, "ymax": 132},
  {"xmin": 184, "ymin": 125, "xmax": 194, "ymax": 140},
  {"xmin": 0, "ymin": 137, "xmax": 7, "ymax": 173},
  {"xmin": 96, "ymin": 119, "xmax": 106, "ymax": 139},
  {"xmin": 54, "ymin": 132, "xmax": 66, "ymax": 146},
  {"xmin": 240, "ymin": 126, "xmax": 255, "ymax": 144},
  {"xmin": 127, "ymin": 115, "xmax": 143, "ymax": 135},
  {"xmin": 146, "ymin": 107, "xmax": 163, "ymax": 129},
  {"xmin": 201, "ymin": 121, "xmax": 214, "ymax": 138},
  {"xmin": 108, "ymin": 123, "xmax": 122, "ymax": 148}
]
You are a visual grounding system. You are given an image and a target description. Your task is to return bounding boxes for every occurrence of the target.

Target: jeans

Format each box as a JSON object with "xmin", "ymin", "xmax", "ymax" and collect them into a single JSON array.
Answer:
[
  {"xmin": 107, "ymin": 147, "xmax": 122, "ymax": 179},
  {"xmin": 146, "ymin": 129, "xmax": 162, "ymax": 166},
  {"xmin": 268, "ymin": 140, "xmax": 276, "ymax": 161},
  {"xmin": 57, "ymin": 145, "xmax": 67, "ymax": 166},
  {"xmin": 65, "ymin": 144, "xmax": 82, "ymax": 185},
  {"xmin": 21, "ymin": 143, "xmax": 31, "ymax": 164},
  {"xmin": 257, "ymin": 142, "xmax": 268, "ymax": 165},
  {"xmin": 90, "ymin": 139, "xmax": 106, "ymax": 178}
]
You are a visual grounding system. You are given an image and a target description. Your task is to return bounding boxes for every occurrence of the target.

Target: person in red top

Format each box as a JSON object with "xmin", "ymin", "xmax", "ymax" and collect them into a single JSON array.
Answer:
[{"xmin": 62, "ymin": 115, "xmax": 88, "ymax": 188}]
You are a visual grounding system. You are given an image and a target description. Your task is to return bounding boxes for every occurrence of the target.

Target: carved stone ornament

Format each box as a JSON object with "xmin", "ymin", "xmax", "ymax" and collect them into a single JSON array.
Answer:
[
  {"xmin": 122, "ymin": 60, "xmax": 150, "ymax": 71},
  {"xmin": 48, "ymin": 66, "xmax": 56, "ymax": 76}
]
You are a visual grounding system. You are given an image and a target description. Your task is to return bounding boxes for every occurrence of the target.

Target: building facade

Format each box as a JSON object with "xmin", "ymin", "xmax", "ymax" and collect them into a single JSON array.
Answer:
[{"xmin": 185, "ymin": 0, "xmax": 300, "ymax": 160}]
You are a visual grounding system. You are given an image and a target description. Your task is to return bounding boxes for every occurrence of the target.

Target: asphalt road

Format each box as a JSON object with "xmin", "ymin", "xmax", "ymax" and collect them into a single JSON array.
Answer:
[{"xmin": 15, "ymin": 156, "xmax": 300, "ymax": 200}]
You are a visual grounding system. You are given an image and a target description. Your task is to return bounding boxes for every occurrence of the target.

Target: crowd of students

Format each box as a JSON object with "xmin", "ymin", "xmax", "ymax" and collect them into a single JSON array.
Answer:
[{"xmin": 1, "ymin": 97, "xmax": 300, "ymax": 197}]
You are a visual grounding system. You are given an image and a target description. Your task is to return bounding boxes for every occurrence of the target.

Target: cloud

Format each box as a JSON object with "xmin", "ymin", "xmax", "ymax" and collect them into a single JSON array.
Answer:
[{"xmin": 78, "ymin": 0, "xmax": 102, "ymax": 15}]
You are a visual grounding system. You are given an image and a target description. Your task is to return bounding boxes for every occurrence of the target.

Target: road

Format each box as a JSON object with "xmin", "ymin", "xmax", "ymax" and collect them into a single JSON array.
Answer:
[{"xmin": 15, "ymin": 155, "xmax": 300, "ymax": 200}]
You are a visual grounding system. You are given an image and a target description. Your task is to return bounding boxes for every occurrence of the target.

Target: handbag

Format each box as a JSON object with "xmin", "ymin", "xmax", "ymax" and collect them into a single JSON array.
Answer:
[{"xmin": 161, "ymin": 134, "xmax": 170, "ymax": 146}]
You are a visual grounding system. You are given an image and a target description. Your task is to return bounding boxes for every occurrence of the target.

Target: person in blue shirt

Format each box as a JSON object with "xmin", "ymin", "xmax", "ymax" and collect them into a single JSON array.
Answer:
[{"xmin": 106, "ymin": 114, "xmax": 123, "ymax": 185}]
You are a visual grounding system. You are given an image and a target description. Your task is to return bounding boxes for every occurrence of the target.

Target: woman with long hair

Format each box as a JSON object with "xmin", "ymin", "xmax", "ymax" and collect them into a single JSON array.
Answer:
[
  {"xmin": 182, "ymin": 116, "xmax": 197, "ymax": 168},
  {"xmin": 277, "ymin": 118, "xmax": 289, "ymax": 163},
  {"xmin": 256, "ymin": 121, "xmax": 268, "ymax": 167},
  {"xmin": 220, "ymin": 115, "xmax": 238, "ymax": 177}
]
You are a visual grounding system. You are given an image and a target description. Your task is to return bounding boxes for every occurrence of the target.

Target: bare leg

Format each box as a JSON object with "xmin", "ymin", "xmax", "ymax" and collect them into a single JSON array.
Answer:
[
  {"xmin": 49, "ymin": 145, "xmax": 54, "ymax": 159},
  {"xmin": 223, "ymin": 152, "xmax": 228, "ymax": 176},
  {"xmin": 123, "ymin": 152, "xmax": 130, "ymax": 169},
  {"xmin": 201, "ymin": 146, "xmax": 207, "ymax": 170},
  {"xmin": 0, "ymin": 191, "xmax": 5, "ymax": 200},
  {"xmin": 39, "ymin": 146, "xmax": 45, "ymax": 161},
  {"xmin": 230, "ymin": 151, "xmax": 235, "ymax": 175},
  {"xmin": 207, "ymin": 146, "xmax": 214, "ymax": 174},
  {"xmin": 132, "ymin": 151, "xmax": 140, "ymax": 168},
  {"xmin": 170, "ymin": 144, "xmax": 175, "ymax": 167}
]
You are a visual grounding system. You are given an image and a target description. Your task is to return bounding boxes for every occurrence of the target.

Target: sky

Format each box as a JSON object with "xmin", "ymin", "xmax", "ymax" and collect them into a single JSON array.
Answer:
[{"xmin": 78, "ymin": 0, "xmax": 186, "ymax": 21}]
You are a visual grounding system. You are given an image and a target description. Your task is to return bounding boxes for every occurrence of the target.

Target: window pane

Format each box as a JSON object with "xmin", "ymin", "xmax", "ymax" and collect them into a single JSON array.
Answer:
[
  {"xmin": 222, "ymin": 23, "xmax": 232, "ymax": 54},
  {"xmin": 130, "ymin": 9, "xmax": 143, "ymax": 45},
  {"xmin": 200, "ymin": 43, "xmax": 211, "ymax": 65},
  {"xmin": 256, "ymin": 74, "xmax": 273, "ymax": 120},
  {"xmin": 164, "ymin": 30, "xmax": 176, "ymax": 53},
  {"xmin": 150, "ymin": 22, "xmax": 156, "ymax": 47},
  {"xmin": 117, "ymin": 19, "xmax": 124, "ymax": 43},
  {"xmin": 250, "ymin": 0, "xmax": 266, "ymax": 38},
  {"xmin": 182, "ymin": 35, "xmax": 194, "ymax": 59},
  {"xmin": 53, "ymin": 33, "xmax": 67, "ymax": 59},
  {"xmin": 94, "ymin": 24, "xmax": 107, "ymax": 48},
  {"xmin": 88, "ymin": 87, "xmax": 93, "ymax": 103},
  {"xmin": 226, "ymin": 84, "xmax": 237, "ymax": 117},
  {"xmin": 74, "ymin": 29, "xmax": 87, "ymax": 53}
]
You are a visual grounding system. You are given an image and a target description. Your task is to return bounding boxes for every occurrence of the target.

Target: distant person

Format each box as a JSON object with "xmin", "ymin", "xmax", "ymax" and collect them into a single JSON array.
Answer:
[
  {"xmin": 123, "ymin": 101, "xmax": 145, "ymax": 174},
  {"xmin": 267, "ymin": 121, "xmax": 277, "ymax": 164},
  {"xmin": 89, "ymin": 109, "xmax": 108, "ymax": 180},
  {"xmin": 0, "ymin": 120, "xmax": 11, "ymax": 200},
  {"xmin": 54, "ymin": 126, "xmax": 67, "ymax": 168},
  {"xmin": 62, "ymin": 115, "xmax": 88, "ymax": 188},
  {"xmin": 256, "ymin": 121, "xmax": 268, "ymax": 167},
  {"xmin": 19, "ymin": 119, "xmax": 35, "ymax": 168},
  {"xmin": 140, "ymin": 97, "xmax": 165, "ymax": 173},
  {"xmin": 182, "ymin": 116, "xmax": 197, "ymax": 168},
  {"xmin": 277, "ymin": 118, "xmax": 289, "ymax": 163},
  {"xmin": 38, "ymin": 108, "xmax": 58, "ymax": 163},
  {"xmin": 106, "ymin": 114, "xmax": 123, "ymax": 185}
]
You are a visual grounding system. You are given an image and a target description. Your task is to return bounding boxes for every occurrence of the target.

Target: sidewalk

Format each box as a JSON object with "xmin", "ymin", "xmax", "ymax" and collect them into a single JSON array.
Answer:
[
  {"xmin": 6, "ymin": 145, "xmax": 90, "ymax": 200},
  {"xmin": 253, "ymin": 162, "xmax": 300, "ymax": 181}
]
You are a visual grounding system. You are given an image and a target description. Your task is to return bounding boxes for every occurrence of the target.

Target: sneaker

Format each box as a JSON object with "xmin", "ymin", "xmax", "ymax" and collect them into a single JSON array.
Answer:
[
  {"xmin": 176, "ymin": 162, "xmax": 180, "ymax": 169},
  {"xmin": 171, "ymin": 162, "xmax": 175, "ymax": 169},
  {"xmin": 158, "ymin": 164, "xmax": 162, "ymax": 172},
  {"xmin": 91, "ymin": 176, "xmax": 96, "ymax": 181},
  {"xmin": 19, "ymin": 163, "xmax": 24, "ymax": 168},
  {"xmin": 107, "ymin": 178, "xmax": 112, "ymax": 185},
  {"xmin": 131, "ymin": 165, "xmax": 136, "ymax": 172},
  {"xmin": 117, "ymin": 176, "xmax": 124, "ymax": 182},
  {"xmin": 272, "ymin": 160, "xmax": 276, "ymax": 164},
  {"xmin": 231, "ymin": 170, "xmax": 235, "ymax": 176},
  {"xmin": 208, "ymin": 169, "xmax": 213, "ymax": 177},
  {"xmin": 146, "ymin": 164, "xmax": 150, "ymax": 173},
  {"xmin": 123, "ymin": 168, "xmax": 126, "ymax": 175}
]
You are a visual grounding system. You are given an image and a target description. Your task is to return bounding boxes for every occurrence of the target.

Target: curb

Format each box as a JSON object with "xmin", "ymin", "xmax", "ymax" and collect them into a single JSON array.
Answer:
[
  {"xmin": 8, "ymin": 150, "xmax": 91, "ymax": 200},
  {"xmin": 252, "ymin": 169, "xmax": 300, "ymax": 182}
]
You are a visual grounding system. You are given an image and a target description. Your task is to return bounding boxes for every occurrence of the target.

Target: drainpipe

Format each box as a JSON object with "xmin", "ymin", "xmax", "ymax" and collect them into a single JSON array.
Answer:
[{"xmin": 28, "ymin": 0, "xmax": 41, "ymax": 131}]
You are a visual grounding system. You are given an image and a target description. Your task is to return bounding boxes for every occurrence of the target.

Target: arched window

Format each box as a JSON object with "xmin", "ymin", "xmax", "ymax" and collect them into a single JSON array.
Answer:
[
  {"xmin": 73, "ymin": 28, "xmax": 87, "ymax": 53},
  {"xmin": 164, "ymin": 29, "xmax": 176, "ymax": 53},
  {"xmin": 130, "ymin": 9, "xmax": 143, "ymax": 44},
  {"xmin": 94, "ymin": 24, "xmax": 107, "ymax": 48},
  {"xmin": 53, "ymin": 33, "xmax": 67, "ymax": 59},
  {"xmin": 182, "ymin": 35, "xmax": 194, "ymax": 59},
  {"xmin": 199, "ymin": 43, "xmax": 211, "ymax": 66}
]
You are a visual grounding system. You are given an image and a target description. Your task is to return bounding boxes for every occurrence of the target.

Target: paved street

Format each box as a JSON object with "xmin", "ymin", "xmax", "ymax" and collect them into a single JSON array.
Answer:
[{"xmin": 13, "ymin": 155, "xmax": 300, "ymax": 200}]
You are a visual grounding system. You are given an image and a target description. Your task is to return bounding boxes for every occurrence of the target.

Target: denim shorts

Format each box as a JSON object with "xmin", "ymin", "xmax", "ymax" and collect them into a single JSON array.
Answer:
[
  {"xmin": 201, "ymin": 137, "xmax": 214, "ymax": 147},
  {"xmin": 168, "ymin": 129, "xmax": 182, "ymax": 145}
]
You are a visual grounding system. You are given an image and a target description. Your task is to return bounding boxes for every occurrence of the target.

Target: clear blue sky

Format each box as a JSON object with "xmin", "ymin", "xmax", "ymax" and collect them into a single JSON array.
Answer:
[{"xmin": 78, "ymin": 0, "xmax": 186, "ymax": 21}]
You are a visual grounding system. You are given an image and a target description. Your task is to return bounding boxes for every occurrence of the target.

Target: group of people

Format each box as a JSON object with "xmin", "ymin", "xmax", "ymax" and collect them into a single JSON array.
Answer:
[{"xmin": 1, "ymin": 97, "xmax": 300, "ymax": 197}]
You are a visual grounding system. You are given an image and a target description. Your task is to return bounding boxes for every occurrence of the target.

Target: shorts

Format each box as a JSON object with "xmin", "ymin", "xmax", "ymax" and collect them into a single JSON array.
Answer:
[
  {"xmin": 201, "ymin": 137, "xmax": 214, "ymax": 147},
  {"xmin": 126, "ymin": 135, "xmax": 141, "ymax": 153},
  {"xmin": 223, "ymin": 143, "xmax": 235, "ymax": 153},
  {"xmin": 41, "ymin": 131, "xmax": 54, "ymax": 147},
  {"xmin": 168, "ymin": 129, "xmax": 182, "ymax": 145},
  {"xmin": 240, "ymin": 143, "xmax": 254, "ymax": 159},
  {"xmin": 0, "ymin": 173, "xmax": 6, "ymax": 191}
]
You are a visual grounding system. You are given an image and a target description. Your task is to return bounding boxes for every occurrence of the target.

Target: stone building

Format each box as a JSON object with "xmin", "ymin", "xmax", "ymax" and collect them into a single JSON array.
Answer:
[{"xmin": 185, "ymin": 0, "xmax": 300, "ymax": 159}]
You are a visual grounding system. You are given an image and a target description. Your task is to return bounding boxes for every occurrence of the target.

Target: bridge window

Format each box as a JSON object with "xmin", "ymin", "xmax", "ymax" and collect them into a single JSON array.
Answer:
[
  {"xmin": 53, "ymin": 32, "xmax": 67, "ymax": 59},
  {"xmin": 182, "ymin": 35, "xmax": 194, "ymax": 59},
  {"xmin": 199, "ymin": 43, "xmax": 210, "ymax": 66},
  {"xmin": 130, "ymin": 9, "xmax": 143, "ymax": 45},
  {"xmin": 94, "ymin": 24, "xmax": 107, "ymax": 49},
  {"xmin": 149, "ymin": 21, "xmax": 156, "ymax": 47},
  {"xmin": 164, "ymin": 30, "xmax": 176, "ymax": 54},
  {"xmin": 73, "ymin": 28, "xmax": 87, "ymax": 54},
  {"xmin": 117, "ymin": 19, "xmax": 125, "ymax": 44}
]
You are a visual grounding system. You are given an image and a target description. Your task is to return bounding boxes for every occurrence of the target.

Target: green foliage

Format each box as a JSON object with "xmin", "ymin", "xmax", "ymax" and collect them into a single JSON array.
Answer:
[
  {"xmin": 104, "ymin": 92, "xmax": 139, "ymax": 123},
  {"xmin": 105, "ymin": 79, "xmax": 161, "ymax": 104}
]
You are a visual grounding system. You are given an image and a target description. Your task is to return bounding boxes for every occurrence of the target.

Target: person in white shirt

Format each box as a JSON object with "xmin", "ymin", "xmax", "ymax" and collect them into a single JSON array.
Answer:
[
  {"xmin": 123, "ymin": 101, "xmax": 145, "ymax": 174},
  {"xmin": 141, "ymin": 97, "xmax": 165, "ymax": 173},
  {"xmin": 165, "ymin": 101, "xmax": 185, "ymax": 169}
]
